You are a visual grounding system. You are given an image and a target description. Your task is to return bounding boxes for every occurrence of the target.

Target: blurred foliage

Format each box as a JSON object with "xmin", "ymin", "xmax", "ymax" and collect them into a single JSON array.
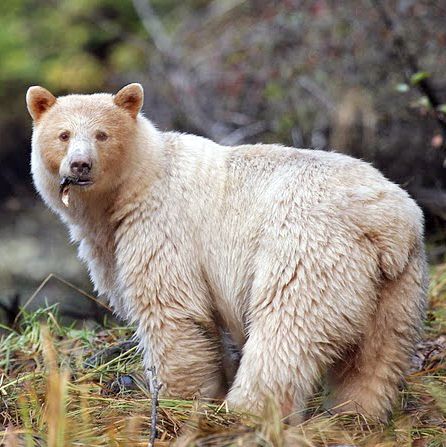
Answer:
[
  {"xmin": 0, "ymin": 0, "xmax": 445, "ymax": 237},
  {"xmin": 0, "ymin": 0, "xmax": 143, "ymax": 92}
]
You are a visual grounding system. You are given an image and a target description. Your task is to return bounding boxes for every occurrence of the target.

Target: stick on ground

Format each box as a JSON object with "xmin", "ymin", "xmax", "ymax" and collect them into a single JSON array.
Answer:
[{"xmin": 148, "ymin": 366, "xmax": 163, "ymax": 447}]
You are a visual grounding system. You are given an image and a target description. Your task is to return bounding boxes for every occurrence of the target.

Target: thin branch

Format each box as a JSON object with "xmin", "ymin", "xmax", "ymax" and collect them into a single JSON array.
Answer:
[
  {"xmin": 131, "ymin": 0, "xmax": 231, "ymax": 141},
  {"xmin": 147, "ymin": 367, "xmax": 163, "ymax": 447},
  {"xmin": 298, "ymin": 76, "xmax": 336, "ymax": 113},
  {"xmin": 14, "ymin": 273, "xmax": 111, "ymax": 325},
  {"xmin": 83, "ymin": 340, "xmax": 139, "ymax": 368},
  {"xmin": 132, "ymin": 0, "xmax": 176, "ymax": 59},
  {"xmin": 219, "ymin": 121, "xmax": 268, "ymax": 145},
  {"xmin": 178, "ymin": 0, "xmax": 248, "ymax": 40}
]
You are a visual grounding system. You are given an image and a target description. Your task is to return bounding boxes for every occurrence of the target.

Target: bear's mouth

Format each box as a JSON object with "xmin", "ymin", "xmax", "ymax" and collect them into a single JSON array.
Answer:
[
  {"xmin": 59, "ymin": 176, "xmax": 94, "ymax": 207},
  {"xmin": 73, "ymin": 178, "xmax": 94, "ymax": 186},
  {"xmin": 60, "ymin": 176, "xmax": 93, "ymax": 190}
]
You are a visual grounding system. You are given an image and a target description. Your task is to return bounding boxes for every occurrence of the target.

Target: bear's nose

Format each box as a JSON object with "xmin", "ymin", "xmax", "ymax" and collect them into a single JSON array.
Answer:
[{"xmin": 70, "ymin": 159, "xmax": 92, "ymax": 176}]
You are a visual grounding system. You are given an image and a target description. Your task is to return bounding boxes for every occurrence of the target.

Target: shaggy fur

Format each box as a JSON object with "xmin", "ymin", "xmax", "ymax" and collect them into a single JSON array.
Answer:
[{"xmin": 27, "ymin": 84, "xmax": 428, "ymax": 421}]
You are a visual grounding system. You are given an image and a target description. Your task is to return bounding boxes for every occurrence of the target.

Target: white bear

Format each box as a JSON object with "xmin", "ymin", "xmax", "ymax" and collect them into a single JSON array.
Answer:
[{"xmin": 27, "ymin": 83, "xmax": 427, "ymax": 421}]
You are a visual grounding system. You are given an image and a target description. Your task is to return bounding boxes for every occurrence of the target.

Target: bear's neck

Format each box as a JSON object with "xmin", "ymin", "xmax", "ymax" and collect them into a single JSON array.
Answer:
[{"xmin": 61, "ymin": 119, "xmax": 168, "ymax": 306}]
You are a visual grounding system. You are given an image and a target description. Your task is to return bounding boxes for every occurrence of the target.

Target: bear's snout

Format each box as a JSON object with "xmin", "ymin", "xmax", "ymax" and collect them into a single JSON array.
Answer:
[{"xmin": 70, "ymin": 157, "xmax": 92, "ymax": 178}]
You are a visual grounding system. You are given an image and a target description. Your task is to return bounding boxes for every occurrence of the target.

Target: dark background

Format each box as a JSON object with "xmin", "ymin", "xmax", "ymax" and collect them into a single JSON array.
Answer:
[{"xmin": 1, "ymin": 0, "xmax": 445, "ymax": 324}]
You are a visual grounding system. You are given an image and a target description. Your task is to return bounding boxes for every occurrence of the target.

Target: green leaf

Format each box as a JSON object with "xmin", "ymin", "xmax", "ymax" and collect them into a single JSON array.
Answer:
[
  {"xmin": 412, "ymin": 96, "xmax": 431, "ymax": 109},
  {"xmin": 410, "ymin": 71, "xmax": 430, "ymax": 85},
  {"xmin": 437, "ymin": 104, "xmax": 446, "ymax": 114},
  {"xmin": 396, "ymin": 83, "xmax": 410, "ymax": 93},
  {"xmin": 264, "ymin": 82, "xmax": 284, "ymax": 101}
]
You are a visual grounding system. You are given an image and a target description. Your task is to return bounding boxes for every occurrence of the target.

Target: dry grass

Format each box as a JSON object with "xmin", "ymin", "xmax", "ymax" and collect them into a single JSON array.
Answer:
[{"xmin": 1, "ymin": 265, "xmax": 445, "ymax": 447}]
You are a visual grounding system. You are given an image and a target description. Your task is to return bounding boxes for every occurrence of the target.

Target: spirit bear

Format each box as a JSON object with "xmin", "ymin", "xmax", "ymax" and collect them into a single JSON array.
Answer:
[{"xmin": 27, "ymin": 83, "xmax": 427, "ymax": 420}]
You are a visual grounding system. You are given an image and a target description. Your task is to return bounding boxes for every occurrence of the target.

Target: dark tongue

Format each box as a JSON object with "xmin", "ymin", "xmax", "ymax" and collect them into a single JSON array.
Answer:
[{"xmin": 59, "ymin": 176, "xmax": 77, "ymax": 195}]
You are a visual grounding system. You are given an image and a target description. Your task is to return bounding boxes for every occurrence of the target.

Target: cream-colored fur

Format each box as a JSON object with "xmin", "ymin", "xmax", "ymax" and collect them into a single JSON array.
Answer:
[{"xmin": 27, "ymin": 84, "xmax": 427, "ymax": 421}]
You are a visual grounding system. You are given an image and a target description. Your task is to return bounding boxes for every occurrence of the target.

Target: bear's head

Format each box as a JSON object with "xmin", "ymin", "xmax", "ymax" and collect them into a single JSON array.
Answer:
[{"xmin": 27, "ymin": 84, "xmax": 145, "ymax": 210}]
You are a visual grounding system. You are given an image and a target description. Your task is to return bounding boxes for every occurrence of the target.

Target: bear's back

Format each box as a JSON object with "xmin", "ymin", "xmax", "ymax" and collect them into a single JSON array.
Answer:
[{"xmin": 205, "ymin": 143, "xmax": 423, "ymax": 297}]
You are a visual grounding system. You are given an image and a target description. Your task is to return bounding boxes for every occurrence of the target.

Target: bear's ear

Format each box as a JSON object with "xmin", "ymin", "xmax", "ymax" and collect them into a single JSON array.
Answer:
[
  {"xmin": 26, "ymin": 86, "xmax": 57, "ymax": 121},
  {"xmin": 114, "ymin": 83, "xmax": 144, "ymax": 119}
]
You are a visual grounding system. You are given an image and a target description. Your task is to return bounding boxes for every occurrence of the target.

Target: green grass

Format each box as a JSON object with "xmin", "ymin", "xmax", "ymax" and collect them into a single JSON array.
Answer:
[{"xmin": 1, "ymin": 265, "xmax": 445, "ymax": 447}]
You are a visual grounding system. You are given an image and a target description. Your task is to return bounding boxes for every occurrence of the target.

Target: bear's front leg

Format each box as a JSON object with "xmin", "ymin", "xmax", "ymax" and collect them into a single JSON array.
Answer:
[
  {"xmin": 115, "ymin": 220, "xmax": 228, "ymax": 399},
  {"xmin": 137, "ymin": 317, "xmax": 227, "ymax": 400}
]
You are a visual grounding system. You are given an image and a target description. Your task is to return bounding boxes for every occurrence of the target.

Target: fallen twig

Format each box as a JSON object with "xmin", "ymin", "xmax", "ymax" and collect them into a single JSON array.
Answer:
[
  {"xmin": 83, "ymin": 340, "xmax": 138, "ymax": 368},
  {"xmin": 14, "ymin": 273, "xmax": 112, "ymax": 326},
  {"xmin": 147, "ymin": 366, "xmax": 163, "ymax": 447}
]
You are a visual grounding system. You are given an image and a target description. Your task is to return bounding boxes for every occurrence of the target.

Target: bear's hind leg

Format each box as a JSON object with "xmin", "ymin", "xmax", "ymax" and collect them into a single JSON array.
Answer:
[{"xmin": 326, "ymin": 248, "xmax": 427, "ymax": 420}]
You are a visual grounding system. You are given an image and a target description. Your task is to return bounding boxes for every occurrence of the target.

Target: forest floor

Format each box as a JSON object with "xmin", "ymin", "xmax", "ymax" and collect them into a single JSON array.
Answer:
[{"xmin": 0, "ymin": 264, "xmax": 445, "ymax": 447}]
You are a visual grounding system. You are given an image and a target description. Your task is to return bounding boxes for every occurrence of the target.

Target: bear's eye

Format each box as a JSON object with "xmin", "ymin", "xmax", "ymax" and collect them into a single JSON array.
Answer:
[
  {"xmin": 59, "ymin": 131, "xmax": 70, "ymax": 142},
  {"xmin": 96, "ymin": 131, "xmax": 108, "ymax": 142}
]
